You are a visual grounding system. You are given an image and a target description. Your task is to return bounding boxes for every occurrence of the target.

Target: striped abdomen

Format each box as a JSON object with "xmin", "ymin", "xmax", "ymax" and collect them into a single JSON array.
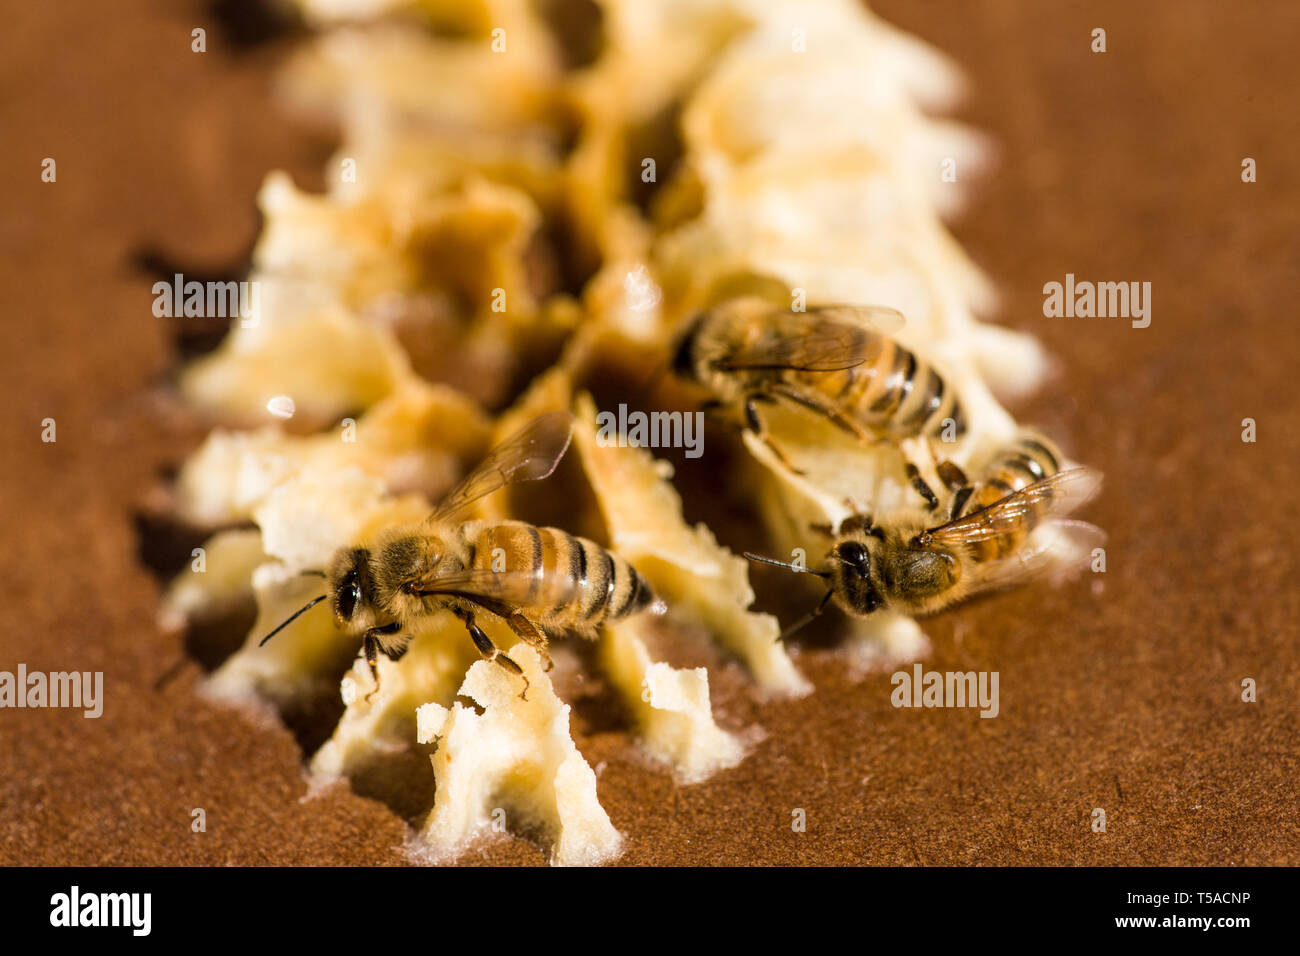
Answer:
[
  {"xmin": 786, "ymin": 336, "xmax": 965, "ymax": 443},
  {"xmin": 470, "ymin": 522, "xmax": 656, "ymax": 633},
  {"xmin": 959, "ymin": 433, "xmax": 1062, "ymax": 561}
]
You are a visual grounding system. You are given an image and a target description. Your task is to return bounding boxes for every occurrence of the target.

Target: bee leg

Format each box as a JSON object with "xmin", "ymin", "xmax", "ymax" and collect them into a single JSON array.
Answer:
[
  {"xmin": 904, "ymin": 462, "xmax": 942, "ymax": 512},
  {"xmin": 935, "ymin": 459, "xmax": 969, "ymax": 493},
  {"xmin": 744, "ymin": 393, "xmax": 806, "ymax": 476},
  {"xmin": 934, "ymin": 458, "xmax": 975, "ymax": 520},
  {"xmin": 838, "ymin": 512, "xmax": 881, "ymax": 538},
  {"xmin": 504, "ymin": 613, "xmax": 553, "ymax": 672},
  {"xmin": 455, "ymin": 608, "xmax": 530, "ymax": 701},
  {"xmin": 362, "ymin": 633, "xmax": 381, "ymax": 703},
  {"xmin": 361, "ymin": 622, "xmax": 403, "ymax": 704},
  {"xmin": 948, "ymin": 484, "xmax": 974, "ymax": 521},
  {"xmin": 814, "ymin": 502, "xmax": 882, "ymax": 539},
  {"xmin": 766, "ymin": 383, "xmax": 873, "ymax": 443}
]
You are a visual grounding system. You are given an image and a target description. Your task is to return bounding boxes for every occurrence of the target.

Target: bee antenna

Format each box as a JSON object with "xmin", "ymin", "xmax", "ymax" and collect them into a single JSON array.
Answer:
[
  {"xmin": 743, "ymin": 552, "xmax": 829, "ymax": 579},
  {"xmin": 300, "ymin": 569, "xmax": 327, "ymax": 578},
  {"xmin": 779, "ymin": 589, "xmax": 835, "ymax": 642},
  {"xmin": 259, "ymin": 594, "xmax": 328, "ymax": 647}
]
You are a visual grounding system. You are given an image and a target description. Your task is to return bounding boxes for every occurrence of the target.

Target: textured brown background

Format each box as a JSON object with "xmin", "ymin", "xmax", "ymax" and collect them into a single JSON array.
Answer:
[{"xmin": 2, "ymin": 0, "xmax": 1297, "ymax": 866}]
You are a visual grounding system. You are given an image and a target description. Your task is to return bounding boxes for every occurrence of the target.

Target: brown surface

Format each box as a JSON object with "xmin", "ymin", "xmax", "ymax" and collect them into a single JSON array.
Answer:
[{"xmin": 2, "ymin": 0, "xmax": 1298, "ymax": 866}]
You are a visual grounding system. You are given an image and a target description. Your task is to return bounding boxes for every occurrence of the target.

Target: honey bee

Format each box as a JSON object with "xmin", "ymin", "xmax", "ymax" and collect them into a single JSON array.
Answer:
[
  {"xmin": 671, "ymin": 297, "xmax": 965, "ymax": 502},
  {"xmin": 746, "ymin": 432, "xmax": 1103, "ymax": 630},
  {"xmin": 260, "ymin": 411, "xmax": 665, "ymax": 699}
]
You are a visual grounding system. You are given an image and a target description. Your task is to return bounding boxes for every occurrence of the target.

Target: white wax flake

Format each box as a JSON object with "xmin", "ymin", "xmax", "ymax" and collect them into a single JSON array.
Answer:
[
  {"xmin": 623, "ymin": 264, "xmax": 663, "ymax": 313},
  {"xmin": 266, "ymin": 395, "xmax": 297, "ymax": 419},
  {"xmin": 602, "ymin": 620, "xmax": 749, "ymax": 784},
  {"xmin": 408, "ymin": 645, "xmax": 624, "ymax": 867},
  {"xmin": 340, "ymin": 674, "xmax": 358, "ymax": 707}
]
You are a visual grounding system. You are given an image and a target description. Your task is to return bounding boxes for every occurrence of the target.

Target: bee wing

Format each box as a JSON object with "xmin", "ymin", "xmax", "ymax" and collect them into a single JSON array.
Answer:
[
  {"xmin": 922, "ymin": 467, "xmax": 1103, "ymax": 547},
  {"xmin": 714, "ymin": 305, "xmax": 904, "ymax": 372},
  {"xmin": 811, "ymin": 304, "xmax": 907, "ymax": 338},
  {"xmin": 410, "ymin": 568, "xmax": 575, "ymax": 608},
  {"xmin": 964, "ymin": 519, "xmax": 1107, "ymax": 595},
  {"xmin": 427, "ymin": 411, "xmax": 573, "ymax": 525}
]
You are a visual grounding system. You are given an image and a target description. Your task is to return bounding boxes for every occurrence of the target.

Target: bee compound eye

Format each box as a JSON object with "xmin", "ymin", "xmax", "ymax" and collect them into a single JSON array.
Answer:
[
  {"xmin": 338, "ymin": 573, "xmax": 360, "ymax": 619},
  {"xmin": 837, "ymin": 541, "xmax": 870, "ymax": 573}
]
